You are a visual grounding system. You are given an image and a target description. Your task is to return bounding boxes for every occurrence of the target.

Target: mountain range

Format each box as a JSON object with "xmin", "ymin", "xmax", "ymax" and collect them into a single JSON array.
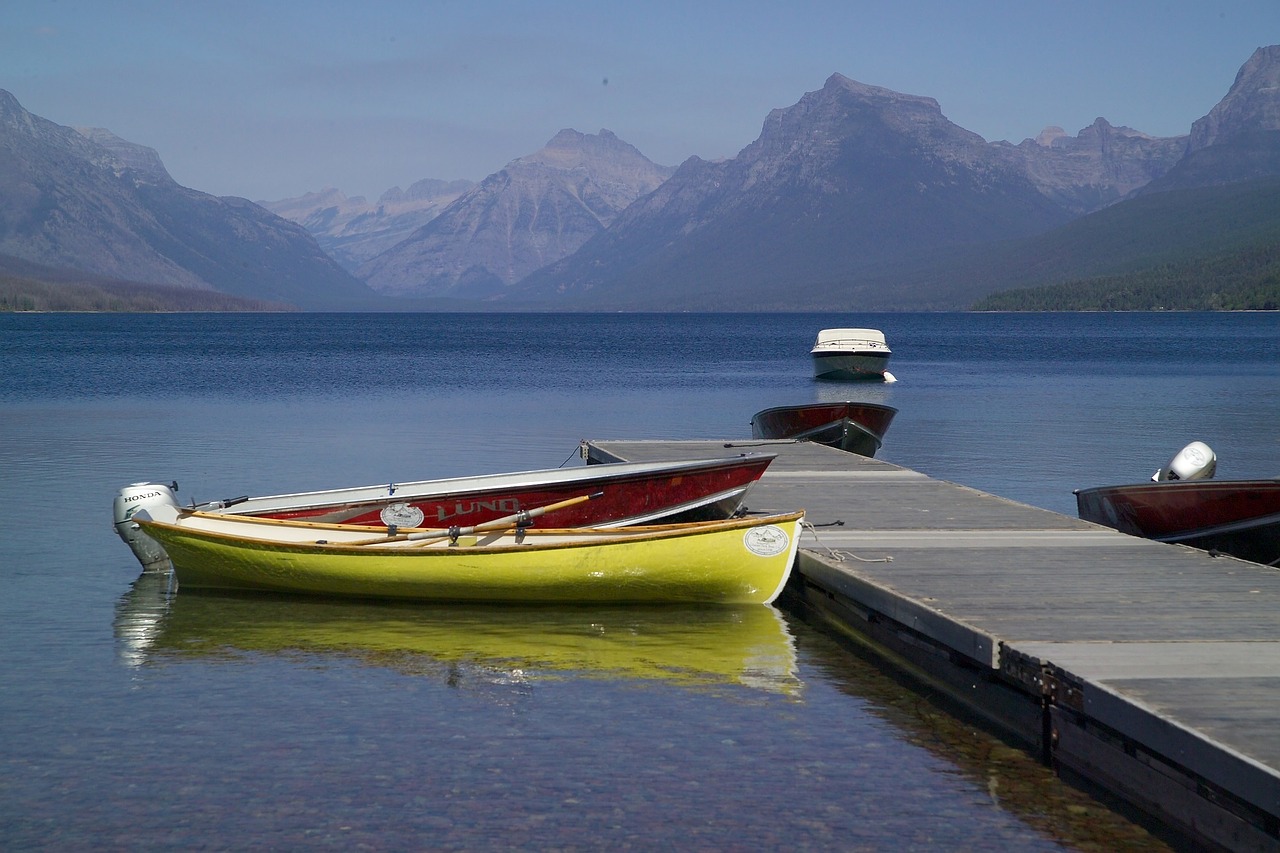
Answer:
[
  {"xmin": 0, "ymin": 90, "xmax": 376, "ymax": 310},
  {"xmin": 3, "ymin": 45, "xmax": 1280, "ymax": 311},
  {"xmin": 355, "ymin": 129, "xmax": 674, "ymax": 299}
]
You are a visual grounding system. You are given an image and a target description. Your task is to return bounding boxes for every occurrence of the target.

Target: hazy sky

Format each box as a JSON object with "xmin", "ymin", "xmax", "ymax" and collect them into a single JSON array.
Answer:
[{"xmin": 4, "ymin": 1, "xmax": 1277, "ymax": 202}]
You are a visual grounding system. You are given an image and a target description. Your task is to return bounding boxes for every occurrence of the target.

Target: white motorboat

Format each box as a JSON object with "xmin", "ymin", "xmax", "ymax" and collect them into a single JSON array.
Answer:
[{"xmin": 810, "ymin": 328, "xmax": 894, "ymax": 381}]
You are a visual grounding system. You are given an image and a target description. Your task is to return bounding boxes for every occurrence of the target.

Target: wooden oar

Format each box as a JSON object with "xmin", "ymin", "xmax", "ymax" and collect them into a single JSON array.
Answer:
[{"xmin": 345, "ymin": 491, "xmax": 603, "ymax": 546}]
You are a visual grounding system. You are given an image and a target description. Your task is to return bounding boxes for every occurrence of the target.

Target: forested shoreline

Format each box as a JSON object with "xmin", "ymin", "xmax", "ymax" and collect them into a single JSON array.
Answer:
[
  {"xmin": 0, "ymin": 274, "xmax": 294, "ymax": 312},
  {"xmin": 972, "ymin": 240, "xmax": 1280, "ymax": 311}
]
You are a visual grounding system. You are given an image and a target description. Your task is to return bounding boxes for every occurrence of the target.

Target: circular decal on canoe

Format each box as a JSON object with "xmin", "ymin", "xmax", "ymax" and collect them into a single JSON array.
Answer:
[
  {"xmin": 743, "ymin": 524, "xmax": 789, "ymax": 557},
  {"xmin": 380, "ymin": 502, "xmax": 424, "ymax": 528}
]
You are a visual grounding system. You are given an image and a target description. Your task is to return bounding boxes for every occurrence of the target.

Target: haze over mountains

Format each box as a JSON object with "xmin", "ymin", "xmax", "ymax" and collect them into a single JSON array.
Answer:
[
  {"xmin": 0, "ymin": 90, "xmax": 376, "ymax": 309},
  {"xmin": 356, "ymin": 129, "xmax": 675, "ymax": 299},
  {"xmin": 258, "ymin": 179, "xmax": 475, "ymax": 273},
  {"xmin": 3, "ymin": 46, "xmax": 1280, "ymax": 311}
]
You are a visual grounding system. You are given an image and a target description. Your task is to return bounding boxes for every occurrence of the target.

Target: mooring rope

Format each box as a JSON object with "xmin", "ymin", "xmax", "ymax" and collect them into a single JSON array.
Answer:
[
  {"xmin": 801, "ymin": 520, "xmax": 893, "ymax": 564},
  {"xmin": 559, "ymin": 444, "xmax": 584, "ymax": 468}
]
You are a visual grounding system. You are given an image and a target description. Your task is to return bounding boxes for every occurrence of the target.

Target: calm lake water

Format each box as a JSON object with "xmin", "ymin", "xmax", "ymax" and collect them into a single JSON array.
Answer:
[{"xmin": 3, "ymin": 311, "xmax": 1277, "ymax": 850}]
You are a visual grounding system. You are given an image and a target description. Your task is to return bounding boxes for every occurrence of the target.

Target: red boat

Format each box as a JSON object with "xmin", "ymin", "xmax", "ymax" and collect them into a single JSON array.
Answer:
[
  {"xmin": 114, "ymin": 453, "xmax": 776, "ymax": 571},
  {"xmin": 750, "ymin": 402, "xmax": 898, "ymax": 457},
  {"xmin": 1075, "ymin": 479, "xmax": 1280, "ymax": 567}
]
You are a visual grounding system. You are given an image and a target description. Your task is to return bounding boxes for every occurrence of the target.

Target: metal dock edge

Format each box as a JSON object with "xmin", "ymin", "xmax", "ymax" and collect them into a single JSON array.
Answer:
[{"xmin": 585, "ymin": 439, "xmax": 1280, "ymax": 852}]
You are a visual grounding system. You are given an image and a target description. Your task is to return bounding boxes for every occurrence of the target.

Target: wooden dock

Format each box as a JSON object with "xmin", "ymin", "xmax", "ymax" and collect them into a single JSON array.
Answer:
[{"xmin": 585, "ymin": 439, "xmax": 1280, "ymax": 852}]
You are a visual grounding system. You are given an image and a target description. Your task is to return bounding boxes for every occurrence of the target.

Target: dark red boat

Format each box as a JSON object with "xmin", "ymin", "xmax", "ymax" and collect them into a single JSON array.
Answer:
[
  {"xmin": 1075, "ymin": 479, "xmax": 1280, "ymax": 566},
  {"xmin": 114, "ymin": 454, "xmax": 777, "ymax": 570},
  {"xmin": 749, "ymin": 402, "xmax": 898, "ymax": 457}
]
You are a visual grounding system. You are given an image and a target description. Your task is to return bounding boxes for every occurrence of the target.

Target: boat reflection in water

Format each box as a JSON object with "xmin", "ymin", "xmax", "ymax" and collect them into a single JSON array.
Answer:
[{"xmin": 114, "ymin": 573, "xmax": 801, "ymax": 696}]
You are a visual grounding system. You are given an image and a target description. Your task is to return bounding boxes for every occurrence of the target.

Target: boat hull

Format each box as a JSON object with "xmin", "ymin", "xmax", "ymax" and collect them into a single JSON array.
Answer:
[
  {"xmin": 750, "ymin": 402, "xmax": 897, "ymax": 457},
  {"xmin": 1075, "ymin": 479, "xmax": 1280, "ymax": 566},
  {"xmin": 811, "ymin": 351, "xmax": 892, "ymax": 381},
  {"xmin": 136, "ymin": 511, "xmax": 805, "ymax": 605}
]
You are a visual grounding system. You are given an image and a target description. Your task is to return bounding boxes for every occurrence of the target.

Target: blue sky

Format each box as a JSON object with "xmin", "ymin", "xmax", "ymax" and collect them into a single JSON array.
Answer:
[{"xmin": 4, "ymin": 1, "xmax": 1277, "ymax": 201}]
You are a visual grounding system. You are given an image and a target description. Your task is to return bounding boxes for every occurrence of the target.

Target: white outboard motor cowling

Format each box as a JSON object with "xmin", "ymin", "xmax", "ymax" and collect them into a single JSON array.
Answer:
[
  {"xmin": 1152, "ymin": 441, "xmax": 1217, "ymax": 483},
  {"xmin": 113, "ymin": 482, "xmax": 181, "ymax": 571}
]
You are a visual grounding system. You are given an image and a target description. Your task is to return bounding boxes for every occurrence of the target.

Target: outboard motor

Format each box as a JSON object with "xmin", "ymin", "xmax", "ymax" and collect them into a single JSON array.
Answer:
[
  {"xmin": 1152, "ymin": 441, "xmax": 1217, "ymax": 482},
  {"xmin": 113, "ymin": 481, "xmax": 182, "ymax": 571}
]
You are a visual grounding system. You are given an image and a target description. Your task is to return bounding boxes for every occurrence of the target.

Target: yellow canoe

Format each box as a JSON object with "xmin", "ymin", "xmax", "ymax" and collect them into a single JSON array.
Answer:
[{"xmin": 134, "ymin": 509, "xmax": 805, "ymax": 605}]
